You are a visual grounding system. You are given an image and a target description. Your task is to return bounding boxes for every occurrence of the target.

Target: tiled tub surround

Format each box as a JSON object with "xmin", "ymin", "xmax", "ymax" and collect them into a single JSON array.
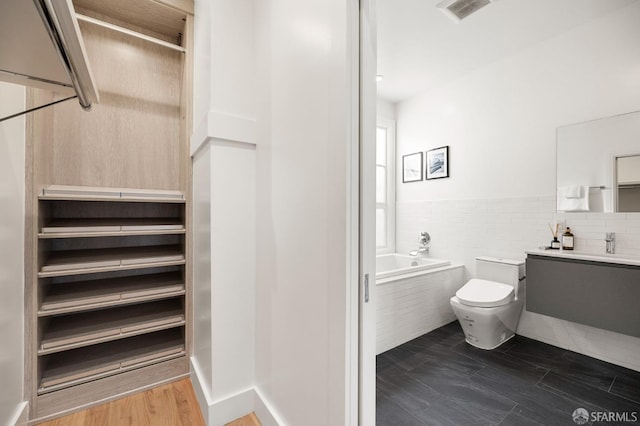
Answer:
[
  {"xmin": 377, "ymin": 321, "xmax": 640, "ymax": 426},
  {"xmin": 376, "ymin": 265, "xmax": 464, "ymax": 355},
  {"xmin": 397, "ymin": 195, "xmax": 640, "ymax": 372}
]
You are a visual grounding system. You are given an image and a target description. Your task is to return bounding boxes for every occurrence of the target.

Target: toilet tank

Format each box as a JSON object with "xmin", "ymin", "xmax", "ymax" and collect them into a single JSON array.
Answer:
[{"xmin": 476, "ymin": 256, "xmax": 525, "ymax": 288}]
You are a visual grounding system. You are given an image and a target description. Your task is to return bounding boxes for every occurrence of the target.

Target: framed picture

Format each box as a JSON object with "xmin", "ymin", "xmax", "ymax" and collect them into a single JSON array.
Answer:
[
  {"xmin": 402, "ymin": 152, "xmax": 423, "ymax": 183},
  {"xmin": 426, "ymin": 146, "xmax": 449, "ymax": 180}
]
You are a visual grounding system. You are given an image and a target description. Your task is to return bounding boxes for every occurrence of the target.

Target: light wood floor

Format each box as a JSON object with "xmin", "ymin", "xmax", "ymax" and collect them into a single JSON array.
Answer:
[
  {"xmin": 227, "ymin": 413, "xmax": 261, "ymax": 426},
  {"xmin": 36, "ymin": 378, "xmax": 260, "ymax": 426}
]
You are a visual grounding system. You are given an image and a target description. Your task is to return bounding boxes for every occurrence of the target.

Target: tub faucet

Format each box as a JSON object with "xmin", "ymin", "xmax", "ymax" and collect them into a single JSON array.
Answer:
[
  {"xmin": 410, "ymin": 231, "xmax": 430, "ymax": 256},
  {"xmin": 605, "ymin": 232, "xmax": 615, "ymax": 254}
]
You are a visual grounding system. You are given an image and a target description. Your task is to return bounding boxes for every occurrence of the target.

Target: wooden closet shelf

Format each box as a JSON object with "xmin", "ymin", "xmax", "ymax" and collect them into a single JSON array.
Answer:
[
  {"xmin": 40, "ymin": 272, "xmax": 184, "ymax": 316},
  {"xmin": 39, "ymin": 329, "xmax": 185, "ymax": 394},
  {"xmin": 73, "ymin": 0, "xmax": 192, "ymax": 41},
  {"xmin": 40, "ymin": 185, "xmax": 185, "ymax": 203},
  {"xmin": 39, "ymin": 245, "xmax": 185, "ymax": 277},
  {"xmin": 39, "ymin": 299, "xmax": 184, "ymax": 355},
  {"xmin": 40, "ymin": 218, "xmax": 185, "ymax": 238}
]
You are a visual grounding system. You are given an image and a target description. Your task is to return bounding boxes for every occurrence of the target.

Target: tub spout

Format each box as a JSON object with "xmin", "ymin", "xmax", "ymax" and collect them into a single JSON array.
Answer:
[{"xmin": 409, "ymin": 247, "xmax": 428, "ymax": 256}]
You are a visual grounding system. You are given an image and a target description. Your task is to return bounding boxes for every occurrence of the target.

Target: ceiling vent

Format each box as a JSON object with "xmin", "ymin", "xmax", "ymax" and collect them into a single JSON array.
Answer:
[{"xmin": 437, "ymin": 0, "xmax": 494, "ymax": 22}]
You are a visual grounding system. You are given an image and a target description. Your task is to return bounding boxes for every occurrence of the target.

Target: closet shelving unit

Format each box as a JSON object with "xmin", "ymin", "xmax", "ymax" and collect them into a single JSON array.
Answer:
[
  {"xmin": 25, "ymin": 0, "xmax": 194, "ymax": 421},
  {"xmin": 36, "ymin": 186, "xmax": 187, "ymax": 395}
]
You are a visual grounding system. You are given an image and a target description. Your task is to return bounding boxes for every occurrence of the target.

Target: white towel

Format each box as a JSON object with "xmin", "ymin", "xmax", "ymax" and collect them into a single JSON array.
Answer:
[
  {"xmin": 562, "ymin": 185, "xmax": 582, "ymax": 198},
  {"xmin": 557, "ymin": 185, "xmax": 589, "ymax": 211}
]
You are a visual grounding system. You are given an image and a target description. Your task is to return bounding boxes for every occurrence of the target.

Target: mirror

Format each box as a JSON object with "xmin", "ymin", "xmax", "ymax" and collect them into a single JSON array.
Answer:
[
  {"xmin": 616, "ymin": 154, "xmax": 640, "ymax": 212},
  {"xmin": 556, "ymin": 111, "xmax": 640, "ymax": 213}
]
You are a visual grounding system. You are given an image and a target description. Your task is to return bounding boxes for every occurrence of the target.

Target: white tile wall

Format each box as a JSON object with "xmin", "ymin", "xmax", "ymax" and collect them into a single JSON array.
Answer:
[
  {"xmin": 397, "ymin": 196, "xmax": 556, "ymax": 276},
  {"xmin": 555, "ymin": 211, "xmax": 640, "ymax": 258},
  {"xmin": 397, "ymin": 195, "xmax": 640, "ymax": 372}
]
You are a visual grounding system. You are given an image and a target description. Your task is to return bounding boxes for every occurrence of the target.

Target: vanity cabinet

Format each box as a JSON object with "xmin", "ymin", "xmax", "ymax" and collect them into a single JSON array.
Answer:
[{"xmin": 526, "ymin": 254, "xmax": 640, "ymax": 338}]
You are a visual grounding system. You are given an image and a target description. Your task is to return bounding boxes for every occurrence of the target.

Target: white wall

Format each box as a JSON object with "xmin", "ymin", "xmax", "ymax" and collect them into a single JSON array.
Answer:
[
  {"xmin": 193, "ymin": 0, "xmax": 211, "ymax": 126},
  {"xmin": 193, "ymin": 0, "xmax": 255, "ymax": 128},
  {"xmin": 253, "ymin": 0, "xmax": 351, "ymax": 424},
  {"xmin": 209, "ymin": 142, "xmax": 256, "ymax": 401},
  {"xmin": 377, "ymin": 99, "xmax": 395, "ymax": 121},
  {"xmin": 192, "ymin": 143, "xmax": 213, "ymax": 408},
  {"xmin": 191, "ymin": 139, "xmax": 257, "ymax": 426},
  {"xmin": 210, "ymin": 1, "xmax": 255, "ymax": 120},
  {"xmin": 191, "ymin": 1, "xmax": 258, "ymax": 424},
  {"xmin": 397, "ymin": 2, "xmax": 640, "ymax": 204},
  {"xmin": 395, "ymin": 2, "xmax": 640, "ymax": 371},
  {"xmin": 0, "ymin": 82, "xmax": 26, "ymax": 424}
]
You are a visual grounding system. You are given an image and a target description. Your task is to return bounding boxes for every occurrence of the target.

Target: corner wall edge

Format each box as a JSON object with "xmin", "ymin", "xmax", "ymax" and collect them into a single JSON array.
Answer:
[{"xmin": 191, "ymin": 111, "xmax": 257, "ymax": 157}]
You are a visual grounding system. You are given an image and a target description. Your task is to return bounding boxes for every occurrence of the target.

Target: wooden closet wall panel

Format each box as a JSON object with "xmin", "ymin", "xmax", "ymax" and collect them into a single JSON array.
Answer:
[
  {"xmin": 28, "ymin": 91, "xmax": 56, "ymax": 190},
  {"xmin": 25, "ymin": 89, "xmax": 57, "ymax": 412},
  {"xmin": 51, "ymin": 23, "xmax": 183, "ymax": 190}
]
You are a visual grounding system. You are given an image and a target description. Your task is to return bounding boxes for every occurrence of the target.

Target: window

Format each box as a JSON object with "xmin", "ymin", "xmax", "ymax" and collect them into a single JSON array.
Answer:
[{"xmin": 376, "ymin": 118, "xmax": 396, "ymax": 254}]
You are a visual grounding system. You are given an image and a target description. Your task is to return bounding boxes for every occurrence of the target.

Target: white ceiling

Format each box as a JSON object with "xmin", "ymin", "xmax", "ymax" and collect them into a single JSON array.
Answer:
[{"xmin": 377, "ymin": 0, "xmax": 637, "ymax": 103}]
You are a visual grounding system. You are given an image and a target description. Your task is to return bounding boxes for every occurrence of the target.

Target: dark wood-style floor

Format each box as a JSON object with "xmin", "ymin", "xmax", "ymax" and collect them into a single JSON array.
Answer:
[{"xmin": 377, "ymin": 321, "xmax": 640, "ymax": 425}]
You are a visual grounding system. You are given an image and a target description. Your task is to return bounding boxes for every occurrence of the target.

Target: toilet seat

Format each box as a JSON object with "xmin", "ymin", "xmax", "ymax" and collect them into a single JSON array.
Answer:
[{"xmin": 456, "ymin": 279, "xmax": 514, "ymax": 308}]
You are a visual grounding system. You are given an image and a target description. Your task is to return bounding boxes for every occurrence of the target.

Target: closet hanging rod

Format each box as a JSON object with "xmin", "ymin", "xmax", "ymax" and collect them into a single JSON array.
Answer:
[
  {"xmin": 34, "ymin": 0, "xmax": 99, "ymax": 110},
  {"xmin": 76, "ymin": 14, "xmax": 186, "ymax": 53},
  {"xmin": 0, "ymin": 95, "xmax": 77, "ymax": 123}
]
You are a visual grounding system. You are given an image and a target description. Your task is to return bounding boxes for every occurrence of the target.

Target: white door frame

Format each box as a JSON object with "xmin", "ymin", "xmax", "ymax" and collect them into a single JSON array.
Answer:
[
  {"xmin": 357, "ymin": 0, "xmax": 377, "ymax": 424},
  {"xmin": 346, "ymin": 0, "xmax": 361, "ymax": 424},
  {"xmin": 347, "ymin": 0, "xmax": 376, "ymax": 424}
]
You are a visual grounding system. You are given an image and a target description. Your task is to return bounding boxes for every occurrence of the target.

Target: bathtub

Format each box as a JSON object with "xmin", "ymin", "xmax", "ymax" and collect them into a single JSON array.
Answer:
[
  {"xmin": 375, "ymin": 254, "xmax": 464, "ymax": 354},
  {"xmin": 376, "ymin": 253, "xmax": 451, "ymax": 280}
]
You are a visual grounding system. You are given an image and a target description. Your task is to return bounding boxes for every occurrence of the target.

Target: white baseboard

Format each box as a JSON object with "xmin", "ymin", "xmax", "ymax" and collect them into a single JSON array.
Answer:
[
  {"xmin": 253, "ymin": 387, "xmax": 283, "ymax": 426},
  {"xmin": 190, "ymin": 358, "xmax": 213, "ymax": 424},
  {"xmin": 8, "ymin": 401, "xmax": 28, "ymax": 426},
  {"xmin": 190, "ymin": 358, "xmax": 281, "ymax": 426},
  {"xmin": 210, "ymin": 389, "xmax": 255, "ymax": 426}
]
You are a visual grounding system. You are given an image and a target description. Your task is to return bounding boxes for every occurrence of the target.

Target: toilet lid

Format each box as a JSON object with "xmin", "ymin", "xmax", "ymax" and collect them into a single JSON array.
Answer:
[{"xmin": 456, "ymin": 279, "xmax": 514, "ymax": 308}]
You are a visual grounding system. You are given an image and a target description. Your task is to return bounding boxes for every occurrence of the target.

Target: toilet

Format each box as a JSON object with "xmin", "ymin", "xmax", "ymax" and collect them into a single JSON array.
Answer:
[{"xmin": 450, "ymin": 256, "xmax": 525, "ymax": 350}]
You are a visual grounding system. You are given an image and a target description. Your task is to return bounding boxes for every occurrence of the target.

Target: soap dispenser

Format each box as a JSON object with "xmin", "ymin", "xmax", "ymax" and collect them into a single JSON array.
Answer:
[{"xmin": 562, "ymin": 227, "xmax": 574, "ymax": 250}]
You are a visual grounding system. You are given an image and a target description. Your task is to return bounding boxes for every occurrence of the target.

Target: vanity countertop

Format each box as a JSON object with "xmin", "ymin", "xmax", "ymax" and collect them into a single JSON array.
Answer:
[{"xmin": 526, "ymin": 248, "xmax": 640, "ymax": 267}]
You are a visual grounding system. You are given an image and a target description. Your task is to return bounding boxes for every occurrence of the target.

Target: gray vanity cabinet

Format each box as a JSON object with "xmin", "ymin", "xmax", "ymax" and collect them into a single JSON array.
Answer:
[{"xmin": 526, "ymin": 254, "xmax": 640, "ymax": 338}]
